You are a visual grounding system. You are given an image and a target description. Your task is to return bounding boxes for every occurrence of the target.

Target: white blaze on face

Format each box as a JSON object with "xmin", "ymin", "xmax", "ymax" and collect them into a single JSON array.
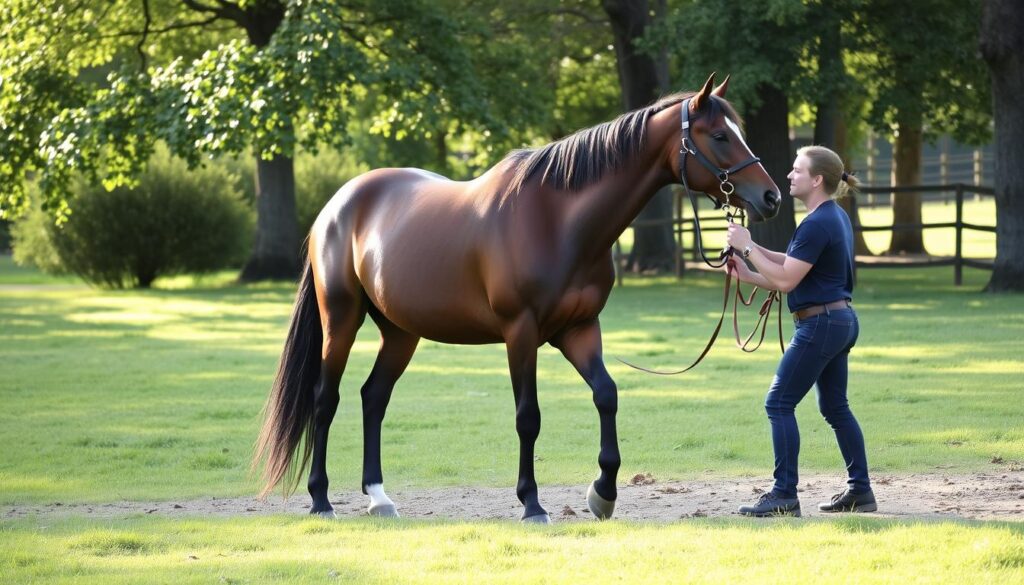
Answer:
[{"xmin": 724, "ymin": 117, "xmax": 751, "ymax": 152}]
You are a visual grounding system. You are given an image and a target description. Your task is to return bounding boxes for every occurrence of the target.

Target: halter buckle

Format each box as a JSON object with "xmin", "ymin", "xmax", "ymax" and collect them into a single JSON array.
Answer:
[{"xmin": 681, "ymin": 137, "xmax": 696, "ymax": 156}]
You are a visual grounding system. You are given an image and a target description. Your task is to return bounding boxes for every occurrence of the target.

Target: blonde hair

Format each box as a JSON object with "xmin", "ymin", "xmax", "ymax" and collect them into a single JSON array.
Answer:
[{"xmin": 796, "ymin": 145, "xmax": 860, "ymax": 199}]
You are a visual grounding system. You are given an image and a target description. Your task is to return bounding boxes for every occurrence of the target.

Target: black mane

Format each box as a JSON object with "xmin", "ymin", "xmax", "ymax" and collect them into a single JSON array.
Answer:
[{"xmin": 502, "ymin": 92, "xmax": 742, "ymax": 198}]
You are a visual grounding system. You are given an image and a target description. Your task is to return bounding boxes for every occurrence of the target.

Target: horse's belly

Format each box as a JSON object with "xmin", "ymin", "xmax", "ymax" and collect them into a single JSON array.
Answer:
[
  {"xmin": 360, "ymin": 250, "xmax": 503, "ymax": 343},
  {"xmin": 375, "ymin": 297, "xmax": 503, "ymax": 344}
]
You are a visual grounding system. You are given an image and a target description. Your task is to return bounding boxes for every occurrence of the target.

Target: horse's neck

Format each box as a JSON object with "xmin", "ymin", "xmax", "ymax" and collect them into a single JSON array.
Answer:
[{"xmin": 565, "ymin": 108, "xmax": 678, "ymax": 258}]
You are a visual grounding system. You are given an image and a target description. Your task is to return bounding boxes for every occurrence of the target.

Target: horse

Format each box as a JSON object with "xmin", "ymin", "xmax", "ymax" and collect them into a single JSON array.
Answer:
[{"xmin": 253, "ymin": 73, "xmax": 781, "ymax": 523}]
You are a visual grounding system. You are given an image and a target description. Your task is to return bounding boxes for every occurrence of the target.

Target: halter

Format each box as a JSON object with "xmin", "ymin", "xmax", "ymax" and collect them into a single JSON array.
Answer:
[
  {"xmin": 614, "ymin": 98, "xmax": 783, "ymax": 376},
  {"xmin": 678, "ymin": 97, "xmax": 762, "ymax": 207},
  {"xmin": 677, "ymin": 97, "xmax": 761, "ymax": 268}
]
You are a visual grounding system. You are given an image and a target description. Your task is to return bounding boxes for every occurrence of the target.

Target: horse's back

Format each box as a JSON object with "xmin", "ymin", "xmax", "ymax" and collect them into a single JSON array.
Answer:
[{"xmin": 311, "ymin": 166, "xmax": 508, "ymax": 343}]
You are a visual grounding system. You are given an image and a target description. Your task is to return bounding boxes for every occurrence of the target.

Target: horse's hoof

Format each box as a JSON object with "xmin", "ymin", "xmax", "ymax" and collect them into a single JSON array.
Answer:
[
  {"xmin": 587, "ymin": 482, "xmax": 616, "ymax": 520},
  {"xmin": 521, "ymin": 513, "xmax": 551, "ymax": 524},
  {"xmin": 311, "ymin": 509, "xmax": 337, "ymax": 519},
  {"xmin": 368, "ymin": 503, "xmax": 400, "ymax": 518}
]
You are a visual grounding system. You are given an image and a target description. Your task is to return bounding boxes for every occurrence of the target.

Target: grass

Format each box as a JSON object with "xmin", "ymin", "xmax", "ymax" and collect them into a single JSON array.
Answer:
[
  {"xmin": 1, "ymin": 214, "xmax": 1020, "ymax": 583},
  {"xmin": 1, "ymin": 251, "xmax": 1020, "ymax": 505},
  {"xmin": 2, "ymin": 515, "xmax": 1023, "ymax": 584}
]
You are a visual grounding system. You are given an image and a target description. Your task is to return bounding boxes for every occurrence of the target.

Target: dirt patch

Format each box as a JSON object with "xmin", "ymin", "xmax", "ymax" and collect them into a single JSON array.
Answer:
[{"xmin": 6, "ymin": 472, "xmax": 1024, "ymax": 523}]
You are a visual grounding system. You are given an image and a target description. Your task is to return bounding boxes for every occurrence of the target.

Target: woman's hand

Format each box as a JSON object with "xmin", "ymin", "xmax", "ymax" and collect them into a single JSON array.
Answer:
[
  {"xmin": 726, "ymin": 223, "xmax": 753, "ymax": 251},
  {"xmin": 724, "ymin": 254, "xmax": 754, "ymax": 280}
]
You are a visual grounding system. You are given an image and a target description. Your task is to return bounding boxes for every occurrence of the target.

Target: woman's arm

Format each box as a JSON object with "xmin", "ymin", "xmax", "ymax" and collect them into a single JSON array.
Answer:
[
  {"xmin": 754, "ymin": 244, "xmax": 787, "ymax": 265},
  {"xmin": 744, "ymin": 247, "xmax": 812, "ymax": 293},
  {"xmin": 727, "ymin": 224, "xmax": 813, "ymax": 293}
]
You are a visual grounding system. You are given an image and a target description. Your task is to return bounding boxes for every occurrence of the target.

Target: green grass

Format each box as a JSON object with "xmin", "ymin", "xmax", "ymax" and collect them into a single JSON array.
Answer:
[
  {"xmin": 2, "ymin": 515, "xmax": 1023, "ymax": 584},
  {"xmin": 1, "ymin": 252, "xmax": 1021, "ymax": 505},
  {"xmin": 2, "ymin": 238, "xmax": 1021, "ymax": 584}
]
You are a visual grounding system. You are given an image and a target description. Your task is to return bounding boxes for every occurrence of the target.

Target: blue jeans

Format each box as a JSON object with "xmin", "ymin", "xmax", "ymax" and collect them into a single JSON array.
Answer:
[{"xmin": 765, "ymin": 307, "xmax": 870, "ymax": 498}]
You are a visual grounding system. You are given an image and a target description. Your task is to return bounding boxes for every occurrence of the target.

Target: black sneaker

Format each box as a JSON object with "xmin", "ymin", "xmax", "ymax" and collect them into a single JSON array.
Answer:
[
  {"xmin": 818, "ymin": 489, "xmax": 877, "ymax": 513},
  {"xmin": 738, "ymin": 492, "xmax": 801, "ymax": 517}
]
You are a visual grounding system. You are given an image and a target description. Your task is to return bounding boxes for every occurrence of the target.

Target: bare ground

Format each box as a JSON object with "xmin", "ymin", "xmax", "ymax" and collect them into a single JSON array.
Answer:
[{"xmin": 6, "ymin": 471, "xmax": 1024, "ymax": 523}]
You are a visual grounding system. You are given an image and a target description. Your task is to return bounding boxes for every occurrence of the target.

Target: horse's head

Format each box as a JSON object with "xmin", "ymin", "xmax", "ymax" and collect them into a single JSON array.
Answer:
[{"xmin": 677, "ymin": 74, "xmax": 781, "ymax": 222}]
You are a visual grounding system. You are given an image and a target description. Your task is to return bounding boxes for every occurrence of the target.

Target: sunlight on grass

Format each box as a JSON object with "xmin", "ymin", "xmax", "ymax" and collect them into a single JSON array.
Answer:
[
  {"xmin": 1, "ymin": 260, "xmax": 1021, "ymax": 505},
  {"xmin": 1, "ymin": 516, "xmax": 1023, "ymax": 584}
]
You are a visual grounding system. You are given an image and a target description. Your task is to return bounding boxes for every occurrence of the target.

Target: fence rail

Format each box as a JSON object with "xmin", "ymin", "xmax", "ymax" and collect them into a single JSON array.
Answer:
[{"xmin": 615, "ymin": 183, "xmax": 995, "ymax": 287}]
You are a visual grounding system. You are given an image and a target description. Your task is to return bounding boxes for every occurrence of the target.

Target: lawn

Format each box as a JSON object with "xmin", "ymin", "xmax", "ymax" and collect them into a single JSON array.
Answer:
[
  {"xmin": 2, "ymin": 515, "xmax": 1023, "ymax": 584},
  {"xmin": 1, "ymin": 255, "xmax": 1019, "ymax": 505},
  {"xmin": 2, "ymin": 245, "xmax": 1021, "ymax": 584}
]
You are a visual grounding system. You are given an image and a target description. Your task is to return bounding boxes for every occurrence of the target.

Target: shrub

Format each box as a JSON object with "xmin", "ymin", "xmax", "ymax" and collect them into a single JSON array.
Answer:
[
  {"xmin": 42, "ymin": 147, "xmax": 252, "ymax": 288},
  {"xmin": 10, "ymin": 200, "xmax": 66, "ymax": 274}
]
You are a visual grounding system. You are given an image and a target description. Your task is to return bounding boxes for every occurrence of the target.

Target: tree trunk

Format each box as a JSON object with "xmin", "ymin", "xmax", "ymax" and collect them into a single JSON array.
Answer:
[
  {"xmin": 747, "ymin": 83, "xmax": 796, "ymax": 252},
  {"xmin": 233, "ymin": 3, "xmax": 300, "ymax": 281},
  {"xmin": 831, "ymin": 115, "xmax": 874, "ymax": 256},
  {"xmin": 980, "ymin": 0, "xmax": 1024, "ymax": 291},
  {"xmin": 240, "ymin": 154, "xmax": 301, "ymax": 281},
  {"xmin": 887, "ymin": 118, "xmax": 926, "ymax": 254},
  {"xmin": 604, "ymin": 0, "xmax": 674, "ymax": 272},
  {"xmin": 812, "ymin": 14, "xmax": 873, "ymax": 257}
]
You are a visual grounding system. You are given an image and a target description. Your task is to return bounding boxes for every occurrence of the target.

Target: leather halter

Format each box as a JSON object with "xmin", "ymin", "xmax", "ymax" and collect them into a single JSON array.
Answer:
[
  {"xmin": 677, "ymin": 97, "xmax": 761, "ymax": 269},
  {"xmin": 677, "ymin": 98, "xmax": 762, "ymax": 205},
  {"xmin": 615, "ymin": 98, "xmax": 784, "ymax": 376}
]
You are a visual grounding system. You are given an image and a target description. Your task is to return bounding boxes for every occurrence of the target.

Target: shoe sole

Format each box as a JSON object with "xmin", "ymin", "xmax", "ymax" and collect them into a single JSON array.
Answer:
[
  {"xmin": 818, "ymin": 503, "xmax": 877, "ymax": 513},
  {"xmin": 740, "ymin": 508, "xmax": 802, "ymax": 518}
]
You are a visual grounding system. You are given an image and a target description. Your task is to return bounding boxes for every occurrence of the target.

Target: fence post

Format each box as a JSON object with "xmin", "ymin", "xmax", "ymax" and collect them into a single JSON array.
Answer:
[{"xmin": 954, "ymin": 184, "xmax": 963, "ymax": 286}]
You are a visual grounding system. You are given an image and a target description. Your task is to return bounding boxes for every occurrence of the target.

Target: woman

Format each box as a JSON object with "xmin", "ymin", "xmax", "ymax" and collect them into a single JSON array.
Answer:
[{"xmin": 725, "ymin": 145, "xmax": 875, "ymax": 517}]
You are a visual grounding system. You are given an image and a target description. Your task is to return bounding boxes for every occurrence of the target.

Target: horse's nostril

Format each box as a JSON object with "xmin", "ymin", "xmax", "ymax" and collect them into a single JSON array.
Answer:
[{"xmin": 764, "ymin": 190, "xmax": 778, "ymax": 208}]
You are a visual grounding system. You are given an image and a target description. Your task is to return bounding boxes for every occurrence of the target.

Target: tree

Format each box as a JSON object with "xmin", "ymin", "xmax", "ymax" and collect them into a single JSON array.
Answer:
[
  {"xmin": 806, "ymin": 0, "xmax": 872, "ymax": 256},
  {"xmin": 853, "ymin": 0, "xmax": 991, "ymax": 255},
  {"xmin": 979, "ymin": 0, "xmax": 1024, "ymax": 291},
  {"xmin": 603, "ymin": 0, "xmax": 676, "ymax": 272},
  {"xmin": 653, "ymin": 0, "xmax": 811, "ymax": 252},
  {"xmin": 0, "ymin": 0, "xmax": 529, "ymax": 280}
]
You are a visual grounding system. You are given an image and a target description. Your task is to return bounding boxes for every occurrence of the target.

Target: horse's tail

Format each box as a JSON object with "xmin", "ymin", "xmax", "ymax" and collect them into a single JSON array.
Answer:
[{"xmin": 253, "ymin": 257, "xmax": 323, "ymax": 498}]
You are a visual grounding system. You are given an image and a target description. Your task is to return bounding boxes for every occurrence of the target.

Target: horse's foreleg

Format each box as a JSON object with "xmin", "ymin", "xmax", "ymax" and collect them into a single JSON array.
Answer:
[
  {"xmin": 360, "ymin": 313, "xmax": 419, "ymax": 518},
  {"xmin": 552, "ymin": 319, "xmax": 620, "ymax": 520},
  {"xmin": 308, "ymin": 296, "xmax": 366, "ymax": 517},
  {"xmin": 504, "ymin": 314, "xmax": 549, "ymax": 523}
]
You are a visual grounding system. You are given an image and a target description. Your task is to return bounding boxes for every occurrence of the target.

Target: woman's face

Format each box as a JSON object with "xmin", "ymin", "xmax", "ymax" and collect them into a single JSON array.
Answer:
[{"xmin": 786, "ymin": 154, "xmax": 818, "ymax": 200}]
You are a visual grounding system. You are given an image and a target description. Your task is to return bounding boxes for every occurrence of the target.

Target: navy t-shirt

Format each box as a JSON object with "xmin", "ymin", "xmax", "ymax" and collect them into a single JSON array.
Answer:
[{"xmin": 785, "ymin": 200, "xmax": 855, "ymax": 313}]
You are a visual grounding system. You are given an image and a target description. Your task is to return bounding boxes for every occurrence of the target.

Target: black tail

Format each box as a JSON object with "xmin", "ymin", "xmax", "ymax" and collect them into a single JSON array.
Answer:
[{"xmin": 252, "ymin": 259, "xmax": 323, "ymax": 498}]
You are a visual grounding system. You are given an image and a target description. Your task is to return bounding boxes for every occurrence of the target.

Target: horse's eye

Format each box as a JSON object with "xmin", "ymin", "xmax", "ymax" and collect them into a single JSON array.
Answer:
[{"xmin": 712, "ymin": 132, "xmax": 728, "ymax": 142}]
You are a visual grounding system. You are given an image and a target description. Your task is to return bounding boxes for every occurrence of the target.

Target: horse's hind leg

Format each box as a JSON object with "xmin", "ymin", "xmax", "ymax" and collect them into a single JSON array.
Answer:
[
  {"xmin": 360, "ymin": 311, "xmax": 419, "ymax": 517},
  {"xmin": 308, "ymin": 289, "xmax": 367, "ymax": 517},
  {"xmin": 551, "ymin": 319, "xmax": 620, "ymax": 520}
]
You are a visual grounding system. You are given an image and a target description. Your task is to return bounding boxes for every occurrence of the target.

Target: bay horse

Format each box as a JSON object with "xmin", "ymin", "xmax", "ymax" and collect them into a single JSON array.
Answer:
[{"xmin": 253, "ymin": 73, "xmax": 781, "ymax": 523}]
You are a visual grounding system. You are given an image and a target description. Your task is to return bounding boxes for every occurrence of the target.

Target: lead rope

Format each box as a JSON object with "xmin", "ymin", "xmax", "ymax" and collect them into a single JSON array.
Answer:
[{"xmin": 615, "ymin": 101, "xmax": 785, "ymax": 374}]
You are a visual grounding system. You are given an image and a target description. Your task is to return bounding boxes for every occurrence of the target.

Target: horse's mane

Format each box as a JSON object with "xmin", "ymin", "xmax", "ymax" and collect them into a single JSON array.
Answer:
[{"xmin": 501, "ymin": 91, "xmax": 743, "ymax": 199}]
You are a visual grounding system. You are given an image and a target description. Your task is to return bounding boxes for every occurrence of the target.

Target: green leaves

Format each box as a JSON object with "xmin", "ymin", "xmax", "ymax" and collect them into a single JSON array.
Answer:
[{"xmin": 0, "ymin": 0, "xmax": 547, "ymax": 219}]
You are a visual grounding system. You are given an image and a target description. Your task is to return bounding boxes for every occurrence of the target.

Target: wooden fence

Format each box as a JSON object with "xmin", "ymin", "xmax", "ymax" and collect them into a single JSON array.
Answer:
[{"xmin": 615, "ymin": 183, "xmax": 995, "ymax": 287}]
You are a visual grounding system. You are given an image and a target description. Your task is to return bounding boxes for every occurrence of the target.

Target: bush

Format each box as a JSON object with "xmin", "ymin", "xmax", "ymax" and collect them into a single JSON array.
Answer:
[
  {"xmin": 35, "ymin": 147, "xmax": 253, "ymax": 288},
  {"xmin": 10, "ymin": 200, "xmax": 66, "ymax": 274},
  {"xmin": 0, "ymin": 219, "xmax": 11, "ymax": 253}
]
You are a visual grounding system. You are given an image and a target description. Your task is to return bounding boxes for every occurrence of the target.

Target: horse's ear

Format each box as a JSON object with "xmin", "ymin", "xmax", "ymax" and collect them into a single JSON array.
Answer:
[
  {"xmin": 691, "ymin": 72, "xmax": 716, "ymax": 113},
  {"xmin": 712, "ymin": 74, "xmax": 730, "ymax": 98}
]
